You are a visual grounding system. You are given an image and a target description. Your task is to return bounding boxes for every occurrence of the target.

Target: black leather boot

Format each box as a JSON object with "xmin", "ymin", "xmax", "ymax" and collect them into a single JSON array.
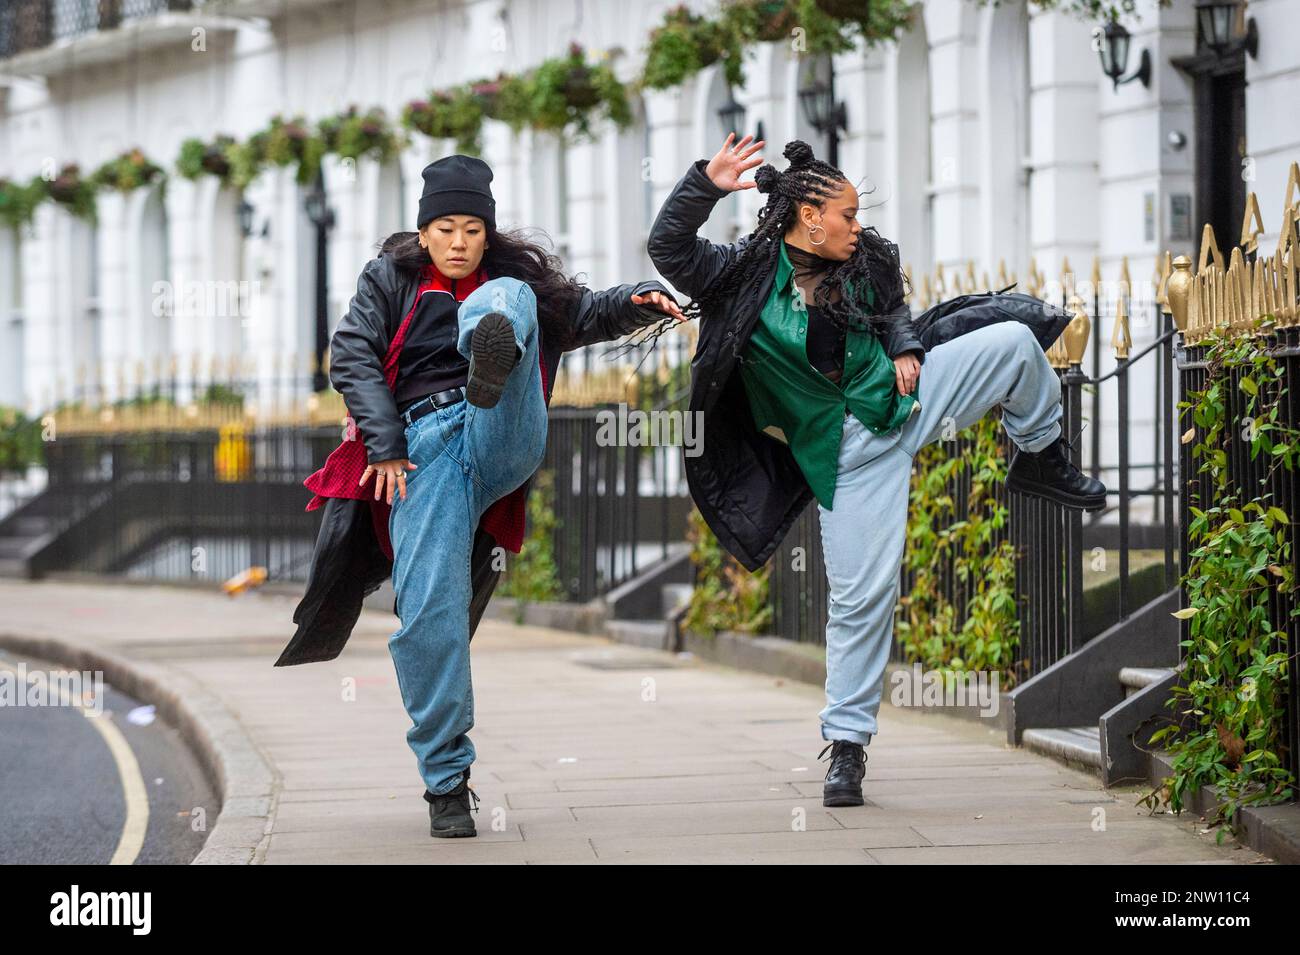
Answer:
[
  {"xmin": 819, "ymin": 739, "xmax": 868, "ymax": 807},
  {"xmin": 465, "ymin": 311, "xmax": 521, "ymax": 409},
  {"xmin": 1006, "ymin": 428, "xmax": 1107, "ymax": 511},
  {"xmin": 425, "ymin": 768, "xmax": 481, "ymax": 838}
]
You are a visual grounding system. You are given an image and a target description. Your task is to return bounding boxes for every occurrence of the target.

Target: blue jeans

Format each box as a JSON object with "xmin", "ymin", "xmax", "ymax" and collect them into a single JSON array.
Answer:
[
  {"xmin": 388, "ymin": 276, "xmax": 548, "ymax": 795},
  {"xmin": 817, "ymin": 320, "xmax": 1063, "ymax": 744}
]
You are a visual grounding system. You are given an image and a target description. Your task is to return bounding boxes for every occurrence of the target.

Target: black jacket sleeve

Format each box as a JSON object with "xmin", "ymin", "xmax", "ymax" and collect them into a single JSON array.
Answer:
[
  {"xmin": 873, "ymin": 240, "xmax": 925, "ymax": 366},
  {"xmin": 646, "ymin": 158, "xmax": 749, "ymax": 302},
  {"xmin": 328, "ymin": 256, "xmax": 408, "ymax": 463},
  {"xmin": 566, "ymin": 278, "xmax": 676, "ymax": 350}
]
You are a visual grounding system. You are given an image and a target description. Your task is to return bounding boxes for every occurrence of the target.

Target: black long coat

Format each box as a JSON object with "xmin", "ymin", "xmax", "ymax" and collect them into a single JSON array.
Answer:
[
  {"xmin": 276, "ymin": 250, "xmax": 669, "ymax": 666},
  {"xmin": 646, "ymin": 159, "xmax": 1072, "ymax": 573}
]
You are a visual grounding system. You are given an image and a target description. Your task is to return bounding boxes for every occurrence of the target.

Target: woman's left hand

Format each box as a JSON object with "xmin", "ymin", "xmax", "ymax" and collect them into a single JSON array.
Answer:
[
  {"xmin": 631, "ymin": 289, "xmax": 686, "ymax": 323},
  {"xmin": 894, "ymin": 352, "xmax": 921, "ymax": 396}
]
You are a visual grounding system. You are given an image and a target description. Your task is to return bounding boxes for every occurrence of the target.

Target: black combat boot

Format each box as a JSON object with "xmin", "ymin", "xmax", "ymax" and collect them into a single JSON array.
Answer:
[
  {"xmin": 1006, "ymin": 428, "xmax": 1107, "ymax": 511},
  {"xmin": 465, "ymin": 311, "xmax": 521, "ymax": 409},
  {"xmin": 425, "ymin": 768, "xmax": 481, "ymax": 838},
  {"xmin": 819, "ymin": 739, "xmax": 868, "ymax": 807}
]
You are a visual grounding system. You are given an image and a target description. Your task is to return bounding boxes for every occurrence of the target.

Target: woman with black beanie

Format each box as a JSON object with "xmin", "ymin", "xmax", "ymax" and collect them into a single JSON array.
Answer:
[
  {"xmin": 647, "ymin": 135, "xmax": 1106, "ymax": 809},
  {"xmin": 299, "ymin": 154, "xmax": 683, "ymax": 838}
]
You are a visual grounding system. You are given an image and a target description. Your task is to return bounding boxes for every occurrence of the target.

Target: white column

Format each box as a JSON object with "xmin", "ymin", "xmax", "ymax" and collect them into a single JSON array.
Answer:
[
  {"xmin": 96, "ymin": 192, "xmax": 131, "ymax": 402},
  {"xmin": 20, "ymin": 206, "xmax": 59, "ymax": 414},
  {"xmin": 925, "ymin": 0, "xmax": 983, "ymax": 274},
  {"xmin": 165, "ymin": 176, "xmax": 203, "ymax": 403},
  {"xmin": 1027, "ymin": 6, "xmax": 1100, "ymax": 286}
]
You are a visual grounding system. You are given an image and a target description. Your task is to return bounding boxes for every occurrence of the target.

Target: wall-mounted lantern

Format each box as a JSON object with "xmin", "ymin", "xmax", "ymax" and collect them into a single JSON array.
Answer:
[{"xmin": 1096, "ymin": 18, "xmax": 1152, "ymax": 91}]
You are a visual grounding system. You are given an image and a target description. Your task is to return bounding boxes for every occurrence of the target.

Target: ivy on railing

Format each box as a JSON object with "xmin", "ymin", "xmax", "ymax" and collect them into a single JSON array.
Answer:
[
  {"xmin": 682, "ymin": 505, "xmax": 772, "ymax": 636},
  {"xmin": 895, "ymin": 412, "xmax": 1022, "ymax": 684},
  {"xmin": 499, "ymin": 468, "xmax": 565, "ymax": 620},
  {"xmin": 1142, "ymin": 317, "xmax": 1299, "ymax": 834}
]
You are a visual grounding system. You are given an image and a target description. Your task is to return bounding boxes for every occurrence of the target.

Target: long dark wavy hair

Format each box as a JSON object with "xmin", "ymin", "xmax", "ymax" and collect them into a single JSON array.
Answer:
[
  {"xmin": 377, "ymin": 226, "xmax": 588, "ymax": 350},
  {"xmin": 629, "ymin": 139, "xmax": 910, "ymax": 360}
]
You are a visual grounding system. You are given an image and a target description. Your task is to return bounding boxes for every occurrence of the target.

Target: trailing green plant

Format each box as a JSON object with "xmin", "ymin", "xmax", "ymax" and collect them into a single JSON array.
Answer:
[
  {"xmin": 318, "ymin": 105, "xmax": 405, "ymax": 164},
  {"xmin": 895, "ymin": 411, "xmax": 1022, "ymax": 686},
  {"xmin": 0, "ymin": 405, "xmax": 46, "ymax": 472},
  {"xmin": 176, "ymin": 135, "xmax": 238, "ymax": 185},
  {"xmin": 1140, "ymin": 316, "xmax": 1299, "ymax": 835},
  {"xmin": 91, "ymin": 148, "xmax": 165, "ymax": 193},
  {"xmin": 39, "ymin": 164, "xmax": 98, "ymax": 222},
  {"xmin": 481, "ymin": 72, "xmax": 538, "ymax": 133},
  {"xmin": 500, "ymin": 468, "xmax": 566, "ymax": 620},
  {"xmin": 402, "ymin": 86, "xmax": 489, "ymax": 155},
  {"xmin": 682, "ymin": 505, "xmax": 773, "ymax": 636},
  {"xmin": 224, "ymin": 130, "xmax": 269, "ymax": 190},
  {"xmin": 0, "ymin": 177, "xmax": 43, "ymax": 229},
  {"xmin": 523, "ymin": 43, "xmax": 633, "ymax": 141},
  {"xmin": 641, "ymin": 0, "xmax": 916, "ymax": 92},
  {"xmin": 261, "ymin": 115, "xmax": 328, "ymax": 185},
  {"xmin": 642, "ymin": 4, "xmax": 744, "ymax": 89}
]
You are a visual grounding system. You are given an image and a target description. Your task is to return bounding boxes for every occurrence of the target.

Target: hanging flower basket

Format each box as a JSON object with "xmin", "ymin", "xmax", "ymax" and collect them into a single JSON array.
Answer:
[
  {"xmin": 403, "ymin": 88, "xmax": 486, "ymax": 154},
  {"xmin": 43, "ymin": 164, "xmax": 97, "ymax": 222},
  {"xmin": 91, "ymin": 148, "xmax": 165, "ymax": 193},
  {"xmin": 319, "ymin": 106, "xmax": 404, "ymax": 163},
  {"xmin": 262, "ymin": 115, "xmax": 327, "ymax": 184}
]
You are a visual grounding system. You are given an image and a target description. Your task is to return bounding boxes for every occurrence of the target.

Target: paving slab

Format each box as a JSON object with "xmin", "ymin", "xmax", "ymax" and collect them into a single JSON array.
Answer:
[{"xmin": 0, "ymin": 578, "xmax": 1272, "ymax": 865}]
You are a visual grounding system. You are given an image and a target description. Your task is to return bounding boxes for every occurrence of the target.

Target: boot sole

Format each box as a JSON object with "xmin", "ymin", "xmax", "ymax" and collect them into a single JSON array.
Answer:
[
  {"xmin": 466, "ymin": 312, "xmax": 519, "ymax": 409},
  {"xmin": 430, "ymin": 826, "xmax": 477, "ymax": 838},
  {"xmin": 1006, "ymin": 475, "xmax": 1107, "ymax": 512},
  {"xmin": 823, "ymin": 786, "xmax": 865, "ymax": 808}
]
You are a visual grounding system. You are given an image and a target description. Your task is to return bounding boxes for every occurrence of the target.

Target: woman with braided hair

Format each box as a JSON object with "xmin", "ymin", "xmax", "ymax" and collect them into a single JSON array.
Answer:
[{"xmin": 647, "ymin": 135, "xmax": 1105, "ymax": 808}]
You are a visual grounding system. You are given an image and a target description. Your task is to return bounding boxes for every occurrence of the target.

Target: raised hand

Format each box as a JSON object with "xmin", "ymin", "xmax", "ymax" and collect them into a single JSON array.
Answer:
[{"xmin": 705, "ymin": 133, "xmax": 766, "ymax": 192}]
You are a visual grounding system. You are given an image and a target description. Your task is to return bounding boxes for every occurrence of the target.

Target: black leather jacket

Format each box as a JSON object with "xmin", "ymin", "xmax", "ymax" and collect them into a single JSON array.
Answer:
[
  {"xmin": 646, "ymin": 158, "xmax": 925, "ymax": 572},
  {"xmin": 277, "ymin": 252, "xmax": 670, "ymax": 667},
  {"xmin": 330, "ymin": 253, "xmax": 671, "ymax": 463}
]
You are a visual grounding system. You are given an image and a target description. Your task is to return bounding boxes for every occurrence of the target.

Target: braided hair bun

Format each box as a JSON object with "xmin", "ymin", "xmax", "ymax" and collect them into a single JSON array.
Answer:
[
  {"xmin": 754, "ymin": 164, "xmax": 781, "ymax": 194},
  {"xmin": 783, "ymin": 140, "xmax": 815, "ymax": 168}
]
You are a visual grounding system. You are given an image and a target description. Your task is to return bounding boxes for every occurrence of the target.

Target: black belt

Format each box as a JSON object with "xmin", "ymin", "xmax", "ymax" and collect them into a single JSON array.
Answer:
[{"xmin": 400, "ymin": 387, "xmax": 465, "ymax": 426}]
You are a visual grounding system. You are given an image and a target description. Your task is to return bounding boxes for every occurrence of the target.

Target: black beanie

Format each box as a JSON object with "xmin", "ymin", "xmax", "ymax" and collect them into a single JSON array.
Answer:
[{"xmin": 417, "ymin": 154, "xmax": 496, "ymax": 230}]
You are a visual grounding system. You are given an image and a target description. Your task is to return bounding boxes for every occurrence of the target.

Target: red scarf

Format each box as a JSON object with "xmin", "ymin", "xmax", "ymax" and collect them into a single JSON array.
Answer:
[{"xmin": 302, "ymin": 262, "xmax": 546, "ymax": 559}]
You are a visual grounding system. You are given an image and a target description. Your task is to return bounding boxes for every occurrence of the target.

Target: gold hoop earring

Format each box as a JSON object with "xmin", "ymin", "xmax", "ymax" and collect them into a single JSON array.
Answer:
[{"xmin": 808, "ymin": 224, "xmax": 826, "ymax": 246}]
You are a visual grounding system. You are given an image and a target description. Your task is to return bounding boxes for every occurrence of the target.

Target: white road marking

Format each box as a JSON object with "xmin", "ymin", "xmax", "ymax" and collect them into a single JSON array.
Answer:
[{"xmin": 0, "ymin": 655, "xmax": 149, "ymax": 865}]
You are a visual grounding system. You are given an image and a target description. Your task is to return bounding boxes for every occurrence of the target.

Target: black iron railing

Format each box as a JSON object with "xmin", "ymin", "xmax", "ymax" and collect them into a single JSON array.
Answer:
[
  {"xmin": 9, "ymin": 394, "xmax": 692, "ymax": 600},
  {"xmin": 763, "ymin": 295, "xmax": 1184, "ymax": 686}
]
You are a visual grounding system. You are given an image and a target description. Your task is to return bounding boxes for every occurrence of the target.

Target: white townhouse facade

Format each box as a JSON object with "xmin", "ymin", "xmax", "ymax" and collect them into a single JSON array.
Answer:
[{"xmin": 0, "ymin": 0, "xmax": 1296, "ymax": 493}]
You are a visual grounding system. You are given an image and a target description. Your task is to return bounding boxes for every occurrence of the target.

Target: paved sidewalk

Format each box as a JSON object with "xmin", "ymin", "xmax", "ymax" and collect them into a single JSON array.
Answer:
[{"xmin": 0, "ymin": 578, "xmax": 1271, "ymax": 864}]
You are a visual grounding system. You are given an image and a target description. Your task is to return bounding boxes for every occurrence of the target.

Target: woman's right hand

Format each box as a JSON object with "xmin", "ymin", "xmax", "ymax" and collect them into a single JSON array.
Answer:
[
  {"xmin": 360, "ymin": 458, "xmax": 418, "ymax": 504},
  {"xmin": 705, "ymin": 133, "xmax": 766, "ymax": 192}
]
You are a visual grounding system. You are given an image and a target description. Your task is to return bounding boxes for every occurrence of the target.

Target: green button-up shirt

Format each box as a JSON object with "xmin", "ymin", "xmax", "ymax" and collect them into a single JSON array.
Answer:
[{"xmin": 738, "ymin": 241, "xmax": 921, "ymax": 509}]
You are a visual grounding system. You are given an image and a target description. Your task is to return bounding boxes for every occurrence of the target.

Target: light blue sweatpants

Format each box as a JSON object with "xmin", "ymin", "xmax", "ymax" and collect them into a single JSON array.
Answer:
[{"xmin": 817, "ymin": 319, "xmax": 1063, "ymax": 745}]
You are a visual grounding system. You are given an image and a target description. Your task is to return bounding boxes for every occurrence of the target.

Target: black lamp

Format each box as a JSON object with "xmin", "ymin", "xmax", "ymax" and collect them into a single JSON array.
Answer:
[
  {"xmin": 717, "ymin": 87, "xmax": 764, "ymax": 144},
  {"xmin": 797, "ymin": 65, "xmax": 848, "ymax": 167},
  {"xmin": 1195, "ymin": 0, "xmax": 1259, "ymax": 58},
  {"xmin": 237, "ymin": 198, "xmax": 255, "ymax": 238},
  {"xmin": 304, "ymin": 181, "xmax": 334, "ymax": 229},
  {"xmin": 1097, "ymin": 18, "xmax": 1151, "ymax": 91},
  {"xmin": 717, "ymin": 90, "xmax": 744, "ymax": 140}
]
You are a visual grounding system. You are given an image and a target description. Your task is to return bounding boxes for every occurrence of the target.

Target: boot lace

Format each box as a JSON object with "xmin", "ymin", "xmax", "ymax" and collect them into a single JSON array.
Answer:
[{"xmin": 818, "ymin": 740, "xmax": 865, "ymax": 777}]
